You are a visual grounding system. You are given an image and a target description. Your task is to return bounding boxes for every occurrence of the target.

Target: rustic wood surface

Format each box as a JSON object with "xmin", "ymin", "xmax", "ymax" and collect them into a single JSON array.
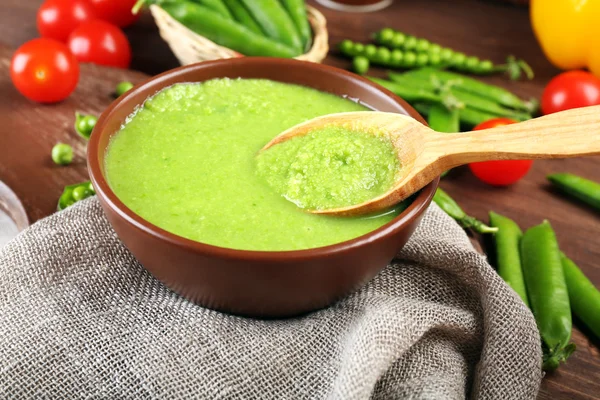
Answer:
[{"xmin": 1, "ymin": 0, "xmax": 599, "ymax": 398}]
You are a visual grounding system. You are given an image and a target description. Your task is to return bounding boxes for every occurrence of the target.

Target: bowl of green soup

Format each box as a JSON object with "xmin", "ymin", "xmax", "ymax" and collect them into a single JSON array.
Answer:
[{"xmin": 88, "ymin": 58, "xmax": 438, "ymax": 317}]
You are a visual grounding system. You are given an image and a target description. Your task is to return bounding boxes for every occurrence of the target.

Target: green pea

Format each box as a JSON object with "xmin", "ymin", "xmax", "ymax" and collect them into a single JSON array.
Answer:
[
  {"xmin": 353, "ymin": 43, "xmax": 365, "ymax": 54},
  {"xmin": 116, "ymin": 81, "xmax": 134, "ymax": 97},
  {"xmin": 477, "ymin": 60, "xmax": 494, "ymax": 73},
  {"xmin": 465, "ymin": 56, "xmax": 479, "ymax": 71},
  {"xmin": 439, "ymin": 48, "xmax": 453, "ymax": 62},
  {"xmin": 428, "ymin": 44, "xmax": 442, "ymax": 54},
  {"xmin": 429, "ymin": 52, "xmax": 442, "ymax": 67},
  {"xmin": 403, "ymin": 51, "xmax": 417, "ymax": 68},
  {"xmin": 74, "ymin": 112, "xmax": 98, "ymax": 140},
  {"xmin": 451, "ymin": 52, "xmax": 466, "ymax": 67},
  {"xmin": 339, "ymin": 39, "xmax": 354, "ymax": 55},
  {"xmin": 352, "ymin": 56, "xmax": 370, "ymax": 75},
  {"xmin": 375, "ymin": 47, "xmax": 391, "ymax": 63},
  {"xmin": 51, "ymin": 143, "xmax": 73, "ymax": 166},
  {"xmin": 404, "ymin": 36, "xmax": 417, "ymax": 50},
  {"xmin": 88, "ymin": 182, "xmax": 95, "ymax": 193},
  {"xmin": 415, "ymin": 53, "xmax": 429, "ymax": 67},
  {"xmin": 391, "ymin": 32, "xmax": 405, "ymax": 48},
  {"xmin": 72, "ymin": 186, "xmax": 90, "ymax": 202},
  {"xmin": 378, "ymin": 28, "xmax": 395, "ymax": 43},
  {"xmin": 390, "ymin": 50, "xmax": 403, "ymax": 67},
  {"xmin": 416, "ymin": 38, "xmax": 430, "ymax": 52},
  {"xmin": 364, "ymin": 44, "xmax": 377, "ymax": 58}
]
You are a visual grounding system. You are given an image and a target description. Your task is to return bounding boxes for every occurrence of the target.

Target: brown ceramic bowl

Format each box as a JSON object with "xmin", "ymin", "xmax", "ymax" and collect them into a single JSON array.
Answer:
[{"xmin": 88, "ymin": 58, "xmax": 439, "ymax": 318}]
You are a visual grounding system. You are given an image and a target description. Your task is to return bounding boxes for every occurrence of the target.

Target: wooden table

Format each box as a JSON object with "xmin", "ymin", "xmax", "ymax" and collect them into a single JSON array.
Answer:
[{"xmin": 1, "ymin": 0, "xmax": 599, "ymax": 398}]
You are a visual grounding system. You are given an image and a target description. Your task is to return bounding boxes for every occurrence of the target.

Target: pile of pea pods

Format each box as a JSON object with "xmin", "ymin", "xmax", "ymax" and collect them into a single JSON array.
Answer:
[{"xmin": 433, "ymin": 174, "xmax": 600, "ymax": 371}]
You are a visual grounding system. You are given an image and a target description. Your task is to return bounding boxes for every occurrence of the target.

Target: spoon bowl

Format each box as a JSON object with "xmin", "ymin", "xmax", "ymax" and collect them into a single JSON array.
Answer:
[{"xmin": 262, "ymin": 105, "xmax": 600, "ymax": 216}]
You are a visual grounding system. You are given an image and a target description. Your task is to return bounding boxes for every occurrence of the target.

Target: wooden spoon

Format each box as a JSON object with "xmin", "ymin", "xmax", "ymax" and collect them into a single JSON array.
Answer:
[{"xmin": 261, "ymin": 106, "xmax": 600, "ymax": 216}]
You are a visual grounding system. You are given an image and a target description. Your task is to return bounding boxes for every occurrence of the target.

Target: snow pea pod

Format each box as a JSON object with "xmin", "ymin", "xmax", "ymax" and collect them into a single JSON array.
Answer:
[
  {"xmin": 489, "ymin": 212, "xmax": 529, "ymax": 307},
  {"xmin": 240, "ymin": 0, "xmax": 303, "ymax": 52},
  {"xmin": 521, "ymin": 220, "xmax": 575, "ymax": 370},
  {"xmin": 561, "ymin": 253, "xmax": 600, "ymax": 339},
  {"xmin": 223, "ymin": 0, "xmax": 262, "ymax": 33},
  {"xmin": 160, "ymin": 2, "xmax": 299, "ymax": 57},
  {"xmin": 547, "ymin": 173, "xmax": 600, "ymax": 211}
]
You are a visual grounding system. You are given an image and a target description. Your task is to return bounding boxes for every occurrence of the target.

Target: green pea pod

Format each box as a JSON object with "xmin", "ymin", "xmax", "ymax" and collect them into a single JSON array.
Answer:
[
  {"xmin": 223, "ymin": 0, "xmax": 262, "ymax": 34},
  {"xmin": 371, "ymin": 28, "xmax": 534, "ymax": 80},
  {"xmin": 401, "ymin": 67, "xmax": 536, "ymax": 113},
  {"xmin": 414, "ymin": 102, "xmax": 503, "ymax": 128},
  {"xmin": 388, "ymin": 71, "xmax": 531, "ymax": 121},
  {"xmin": 547, "ymin": 173, "xmax": 600, "ymax": 211},
  {"xmin": 192, "ymin": 0, "xmax": 232, "ymax": 18},
  {"xmin": 240, "ymin": 0, "xmax": 303, "ymax": 52},
  {"xmin": 427, "ymin": 104, "xmax": 458, "ymax": 178},
  {"xmin": 561, "ymin": 253, "xmax": 600, "ymax": 339},
  {"xmin": 369, "ymin": 77, "xmax": 463, "ymax": 111},
  {"xmin": 521, "ymin": 220, "xmax": 575, "ymax": 370},
  {"xmin": 427, "ymin": 104, "xmax": 459, "ymax": 133},
  {"xmin": 433, "ymin": 188, "xmax": 498, "ymax": 234},
  {"xmin": 160, "ymin": 2, "xmax": 299, "ymax": 57},
  {"xmin": 57, "ymin": 181, "xmax": 95, "ymax": 211},
  {"xmin": 489, "ymin": 212, "xmax": 529, "ymax": 307},
  {"xmin": 280, "ymin": 0, "xmax": 312, "ymax": 52}
]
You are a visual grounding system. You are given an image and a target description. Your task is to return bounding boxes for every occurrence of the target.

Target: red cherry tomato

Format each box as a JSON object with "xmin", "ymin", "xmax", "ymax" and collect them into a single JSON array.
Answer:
[
  {"xmin": 36, "ymin": 0, "xmax": 96, "ymax": 42},
  {"xmin": 10, "ymin": 38, "xmax": 80, "ymax": 103},
  {"xmin": 67, "ymin": 20, "xmax": 132, "ymax": 68},
  {"xmin": 541, "ymin": 70, "xmax": 600, "ymax": 115},
  {"xmin": 468, "ymin": 118, "xmax": 533, "ymax": 186},
  {"xmin": 89, "ymin": 0, "xmax": 140, "ymax": 28}
]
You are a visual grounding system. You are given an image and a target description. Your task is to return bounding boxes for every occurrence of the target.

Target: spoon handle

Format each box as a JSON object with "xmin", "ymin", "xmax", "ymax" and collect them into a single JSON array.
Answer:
[{"xmin": 431, "ymin": 105, "xmax": 600, "ymax": 166}]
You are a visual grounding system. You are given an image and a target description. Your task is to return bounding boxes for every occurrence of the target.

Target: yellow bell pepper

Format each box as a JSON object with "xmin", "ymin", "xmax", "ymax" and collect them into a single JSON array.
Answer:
[{"xmin": 531, "ymin": 0, "xmax": 600, "ymax": 76}]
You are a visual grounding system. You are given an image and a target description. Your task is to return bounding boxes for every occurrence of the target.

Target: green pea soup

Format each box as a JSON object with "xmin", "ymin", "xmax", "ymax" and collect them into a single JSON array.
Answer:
[{"xmin": 105, "ymin": 78, "xmax": 409, "ymax": 251}]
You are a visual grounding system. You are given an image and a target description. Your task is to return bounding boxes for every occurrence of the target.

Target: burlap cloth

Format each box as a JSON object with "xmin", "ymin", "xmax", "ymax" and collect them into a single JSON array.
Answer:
[{"xmin": 0, "ymin": 197, "xmax": 542, "ymax": 399}]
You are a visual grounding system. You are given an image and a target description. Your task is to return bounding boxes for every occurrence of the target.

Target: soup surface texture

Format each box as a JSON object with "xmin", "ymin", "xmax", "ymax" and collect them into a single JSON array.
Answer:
[{"xmin": 105, "ymin": 78, "xmax": 410, "ymax": 251}]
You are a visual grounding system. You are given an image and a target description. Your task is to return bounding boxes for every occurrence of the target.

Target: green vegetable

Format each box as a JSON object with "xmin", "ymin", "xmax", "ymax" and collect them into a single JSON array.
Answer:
[
  {"xmin": 400, "ymin": 68, "xmax": 537, "ymax": 113},
  {"xmin": 414, "ymin": 102, "xmax": 513, "ymax": 128},
  {"xmin": 372, "ymin": 28, "xmax": 534, "ymax": 80},
  {"xmin": 387, "ymin": 72, "xmax": 532, "ymax": 121},
  {"xmin": 352, "ymin": 56, "xmax": 369, "ymax": 75},
  {"xmin": 433, "ymin": 188, "xmax": 498, "ymax": 234},
  {"xmin": 223, "ymin": 0, "xmax": 262, "ymax": 34},
  {"xmin": 521, "ymin": 220, "xmax": 576, "ymax": 370},
  {"xmin": 157, "ymin": 1, "xmax": 299, "ymax": 57},
  {"xmin": 192, "ymin": 0, "xmax": 232, "ymax": 18},
  {"xmin": 368, "ymin": 77, "xmax": 463, "ymax": 111},
  {"xmin": 57, "ymin": 181, "xmax": 95, "ymax": 211},
  {"xmin": 561, "ymin": 253, "xmax": 600, "ymax": 339},
  {"xmin": 427, "ymin": 103, "xmax": 459, "ymax": 133},
  {"xmin": 547, "ymin": 173, "xmax": 600, "ymax": 211},
  {"xmin": 74, "ymin": 112, "xmax": 98, "ymax": 140},
  {"xmin": 489, "ymin": 212, "xmax": 529, "ymax": 307},
  {"xmin": 115, "ymin": 81, "xmax": 134, "ymax": 97},
  {"xmin": 51, "ymin": 143, "xmax": 74, "ymax": 166},
  {"xmin": 240, "ymin": 0, "xmax": 303, "ymax": 52},
  {"xmin": 281, "ymin": 0, "xmax": 311, "ymax": 52}
]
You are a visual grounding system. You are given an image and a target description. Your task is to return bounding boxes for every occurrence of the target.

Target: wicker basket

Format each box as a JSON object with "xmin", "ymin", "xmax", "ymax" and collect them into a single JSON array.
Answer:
[{"xmin": 150, "ymin": 5, "xmax": 329, "ymax": 65}]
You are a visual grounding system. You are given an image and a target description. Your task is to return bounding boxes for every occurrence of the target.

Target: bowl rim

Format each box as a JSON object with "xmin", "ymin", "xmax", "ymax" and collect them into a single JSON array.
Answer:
[{"xmin": 88, "ymin": 57, "xmax": 439, "ymax": 262}]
